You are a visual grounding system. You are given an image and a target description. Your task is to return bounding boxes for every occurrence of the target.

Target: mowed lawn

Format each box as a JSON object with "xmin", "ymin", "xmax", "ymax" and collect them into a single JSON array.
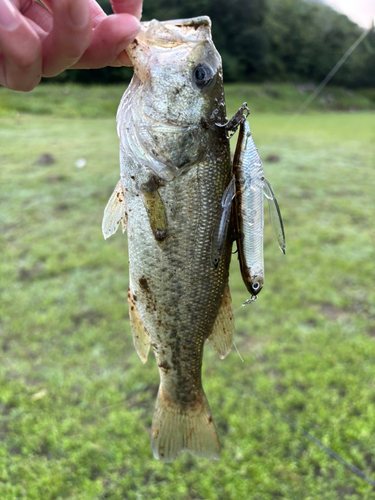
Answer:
[{"xmin": 0, "ymin": 84, "xmax": 375, "ymax": 499}]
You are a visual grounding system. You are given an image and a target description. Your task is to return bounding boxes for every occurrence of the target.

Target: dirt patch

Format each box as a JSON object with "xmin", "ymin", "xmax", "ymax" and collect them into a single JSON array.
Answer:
[
  {"xmin": 320, "ymin": 303, "xmax": 347, "ymax": 320},
  {"xmin": 265, "ymin": 154, "xmax": 280, "ymax": 162},
  {"xmin": 139, "ymin": 276, "xmax": 149, "ymax": 291},
  {"xmin": 71, "ymin": 310, "xmax": 104, "ymax": 326}
]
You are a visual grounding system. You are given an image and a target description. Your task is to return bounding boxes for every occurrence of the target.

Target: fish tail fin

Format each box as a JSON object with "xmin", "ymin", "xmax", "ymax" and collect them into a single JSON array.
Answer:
[{"xmin": 151, "ymin": 386, "xmax": 221, "ymax": 463}]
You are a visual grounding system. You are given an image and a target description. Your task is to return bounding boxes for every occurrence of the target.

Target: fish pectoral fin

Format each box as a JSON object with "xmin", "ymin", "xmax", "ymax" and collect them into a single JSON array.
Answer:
[
  {"xmin": 262, "ymin": 177, "xmax": 286, "ymax": 254},
  {"xmin": 207, "ymin": 282, "xmax": 234, "ymax": 359},
  {"xmin": 127, "ymin": 289, "xmax": 150, "ymax": 364},
  {"xmin": 102, "ymin": 180, "xmax": 127, "ymax": 240},
  {"xmin": 139, "ymin": 179, "xmax": 167, "ymax": 243},
  {"xmin": 151, "ymin": 387, "xmax": 220, "ymax": 463}
]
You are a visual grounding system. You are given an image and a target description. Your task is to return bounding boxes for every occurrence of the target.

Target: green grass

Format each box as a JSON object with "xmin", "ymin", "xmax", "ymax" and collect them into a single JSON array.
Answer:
[
  {"xmin": 0, "ymin": 82, "xmax": 374, "ymax": 118},
  {"xmin": 0, "ymin": 84, "xmax": 375, "ymax": 499}
]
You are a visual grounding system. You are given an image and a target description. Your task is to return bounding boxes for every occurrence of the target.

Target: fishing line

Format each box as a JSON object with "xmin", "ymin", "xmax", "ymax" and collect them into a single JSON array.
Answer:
[
  {"xmin": 226, "ymin": 24, "xmax": 375, "ymax": 480},
  {"xmin": 216, "ymin": 365, "xmax": 375, "ymax": 488},
  {"xmin": 232, "ymin": 340, "xmax": 244, "ymax": 363},
  {"xmin": 232, "ymin": 303, "xmax": 251, "ymax": 315},
  {"xmin": 283, "ymin": 22, "xmax": 374, "ymax": 131},
  {"xmin": 229, "ymin": 302, "xmax": 375, "ymax": 486}
]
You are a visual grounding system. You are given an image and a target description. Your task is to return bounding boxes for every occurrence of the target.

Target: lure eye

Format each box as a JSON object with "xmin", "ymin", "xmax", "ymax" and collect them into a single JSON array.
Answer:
[
  {"xmin": 252, "ymin": 283, "xmax": 260, "ymax": 290},
  {"xmin": 192, "ymin": 63, "xmax": 215, "ymax": 89}
]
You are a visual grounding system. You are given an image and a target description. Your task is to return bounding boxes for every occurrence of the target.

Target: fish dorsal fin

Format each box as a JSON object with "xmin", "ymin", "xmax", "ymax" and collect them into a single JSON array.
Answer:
[
  {"xmin": 127, "ymin": 289, "xmax": 150, "ymax": 364},
  {"xmin": 207, "ymin": 283, "xmax": 234, "ymax": 359},
  {"xmin": 102, "ymin": 180, "xmax": 127, "ymax": 240}
]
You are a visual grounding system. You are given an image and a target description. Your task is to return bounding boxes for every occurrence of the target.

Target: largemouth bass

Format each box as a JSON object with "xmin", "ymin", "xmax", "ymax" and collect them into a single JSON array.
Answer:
[{"xmin": 103, "ymin": 17, "xmax": 241, "ymax": 462}]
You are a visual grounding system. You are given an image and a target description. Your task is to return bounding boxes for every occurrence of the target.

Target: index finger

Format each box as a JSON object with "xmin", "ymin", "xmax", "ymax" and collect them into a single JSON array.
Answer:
[
  {"xmin": 41, "ymin": 0, "xmax": 106, "ymax": 28},
  {"xmin": 41, "ymin": 0, "xmax": 93, "ymax": 77},
  {"xmin": 110, "ymin": 0, "xmax": 142, "ymax": 19}
]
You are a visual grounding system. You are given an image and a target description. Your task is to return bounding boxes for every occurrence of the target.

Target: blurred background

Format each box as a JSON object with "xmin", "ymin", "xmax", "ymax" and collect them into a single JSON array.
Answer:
[
  {"xmin": 45, "ymin": 0, "xmax": 375, "ymax": 87},
  {"xmin": 0, "ymin": 1, "xmax": 375, "ymax": 499}
]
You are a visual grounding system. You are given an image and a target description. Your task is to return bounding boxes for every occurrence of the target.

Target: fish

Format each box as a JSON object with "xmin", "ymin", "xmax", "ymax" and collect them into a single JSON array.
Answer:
[
  {"xmin": 232, "ymin": 119, "xmax": 286, "ymax": 302},
  {"xmin": 102, "ymin": 17, "xmax": 244, "ymax": 463}
]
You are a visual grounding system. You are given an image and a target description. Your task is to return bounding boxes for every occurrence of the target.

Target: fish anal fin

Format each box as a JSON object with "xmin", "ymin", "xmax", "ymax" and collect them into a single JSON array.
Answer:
[
  {"xmin": 151, "ymin": 387, "xmax": 220, "ymax": 463},
  {"xmin": 207, "ymin": 282, "xmax": 234, "ymax": 359},
  {"xmin": 140, "ymin": 178, "xmax": 167, "ymax": 242},
  {"xmin": 102, "ymin": 180, "xmax": 127, "ymax": 240},
  {"xmin": 127, "ymin": 289, "xmax": 150, "ymax": 364}
]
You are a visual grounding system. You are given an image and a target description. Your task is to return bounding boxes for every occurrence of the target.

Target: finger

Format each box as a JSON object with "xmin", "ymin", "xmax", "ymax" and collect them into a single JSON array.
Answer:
[
  {"xmin": 41, "ymin": 0, "xmax": 93, "ymax": 77},
  {"xmin": 22, "ymin": 0, "xmax": 52, "ymax": 33},
  {"xmin": 70, "ymin": 13, "xmax": 139, "ymax": 69},
  {"xmin": 41, "ymin": 0, "xmax": 106, "ymax": 28},
  {"xmin": 110, "ymin": 49, "xmax": 132, "ymax": 68},
  {"xmin": 0, "ymin": 0, "xmax": 42, "ymax": 91},
  {"xmin": 110, "ymin": 0, "xmax": 143, "ymax": 19}
]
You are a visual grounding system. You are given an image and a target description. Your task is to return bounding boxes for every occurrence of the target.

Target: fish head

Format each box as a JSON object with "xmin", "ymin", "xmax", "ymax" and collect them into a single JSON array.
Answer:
[
  {"xmin": 120, "ymin": 17, "xmax": 227, "ymax": 180},
  {"xmin": 249, "ymin": 279, "xmax": 263, "ymax": 296},
  {"xmin": 244, "ymin": 267, "xmax": 264, "ymax": 296}
]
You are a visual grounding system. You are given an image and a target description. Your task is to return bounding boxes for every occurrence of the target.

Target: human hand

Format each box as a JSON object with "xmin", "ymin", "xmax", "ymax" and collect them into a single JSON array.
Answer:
[{"xmin": 0, "ymin": 0, "xmax": 142, "ymax": 92}]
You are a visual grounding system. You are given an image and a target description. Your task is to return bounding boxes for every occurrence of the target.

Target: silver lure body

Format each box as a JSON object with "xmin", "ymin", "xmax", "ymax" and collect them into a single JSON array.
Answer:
[{"xmin": 233, "ymin": 119, "xmax": 285, "ymax": 299}]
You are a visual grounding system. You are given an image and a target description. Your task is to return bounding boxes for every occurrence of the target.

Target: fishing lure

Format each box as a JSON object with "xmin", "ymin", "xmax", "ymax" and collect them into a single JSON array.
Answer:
[
  {"xmin": 233, "ymin": 118, "xmax": 285, "ymax": 302},
  {"xmin": 211, "ymin": 175, "xmax": 236, "ymax": 269}
]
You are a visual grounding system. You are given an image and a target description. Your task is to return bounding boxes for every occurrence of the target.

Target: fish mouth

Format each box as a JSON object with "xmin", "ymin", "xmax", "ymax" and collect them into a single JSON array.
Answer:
[
  {"xmin": 150, "ymin": 16, "xmax": 211, "ymax": 29},
  {"xmin": 126, "ymin": 17, "xmax": 214, "ymax": 82},
  {"xmin": 134, "ymin": 17, "xmax": 212, "ymax": 48}
]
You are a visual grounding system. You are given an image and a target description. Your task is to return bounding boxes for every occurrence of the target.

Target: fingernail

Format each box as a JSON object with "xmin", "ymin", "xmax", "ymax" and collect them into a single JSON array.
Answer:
[
  {"xmin": 0, "ymin": 0, "xmax": 21, "ymax": 31},
  {"xmin": 68, "ymin": 0, "xmax": 90, "ymax": 28}
]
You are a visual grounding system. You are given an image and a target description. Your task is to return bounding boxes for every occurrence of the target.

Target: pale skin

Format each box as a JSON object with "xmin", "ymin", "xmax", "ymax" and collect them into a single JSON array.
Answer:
[{"xmin": 0, "ymin": 0, "xmax": 143, "ymax": 91}]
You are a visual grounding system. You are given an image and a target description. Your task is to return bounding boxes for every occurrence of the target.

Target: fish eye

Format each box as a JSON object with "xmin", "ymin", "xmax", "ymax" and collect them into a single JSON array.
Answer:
[
  {"xmin": 192, "ymin": 63, "xmax": 215, "ymax": 89},
  {"xmin": 252, "ymin": 282, "xmax": 260, "ymax": 290}
]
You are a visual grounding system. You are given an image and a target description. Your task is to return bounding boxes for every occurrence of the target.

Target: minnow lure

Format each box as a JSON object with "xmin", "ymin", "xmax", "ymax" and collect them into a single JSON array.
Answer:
[
  {"xmin": 211, "ymin": 175, "xmax": 236, "ymax": 269},
  {"xmin": 233, "ymin": 118, "xmax": 285, "ymax": 302}
]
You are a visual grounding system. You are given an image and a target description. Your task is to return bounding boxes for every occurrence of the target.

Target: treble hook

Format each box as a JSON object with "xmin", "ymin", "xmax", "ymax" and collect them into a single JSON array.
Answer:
[
  {"xmin": 216, "ymin": 103, "xmax": 250, "ymax": 139},
  {"xmin": 242, "ymin": 295, "xmax": 257, "ymax": 306}
]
